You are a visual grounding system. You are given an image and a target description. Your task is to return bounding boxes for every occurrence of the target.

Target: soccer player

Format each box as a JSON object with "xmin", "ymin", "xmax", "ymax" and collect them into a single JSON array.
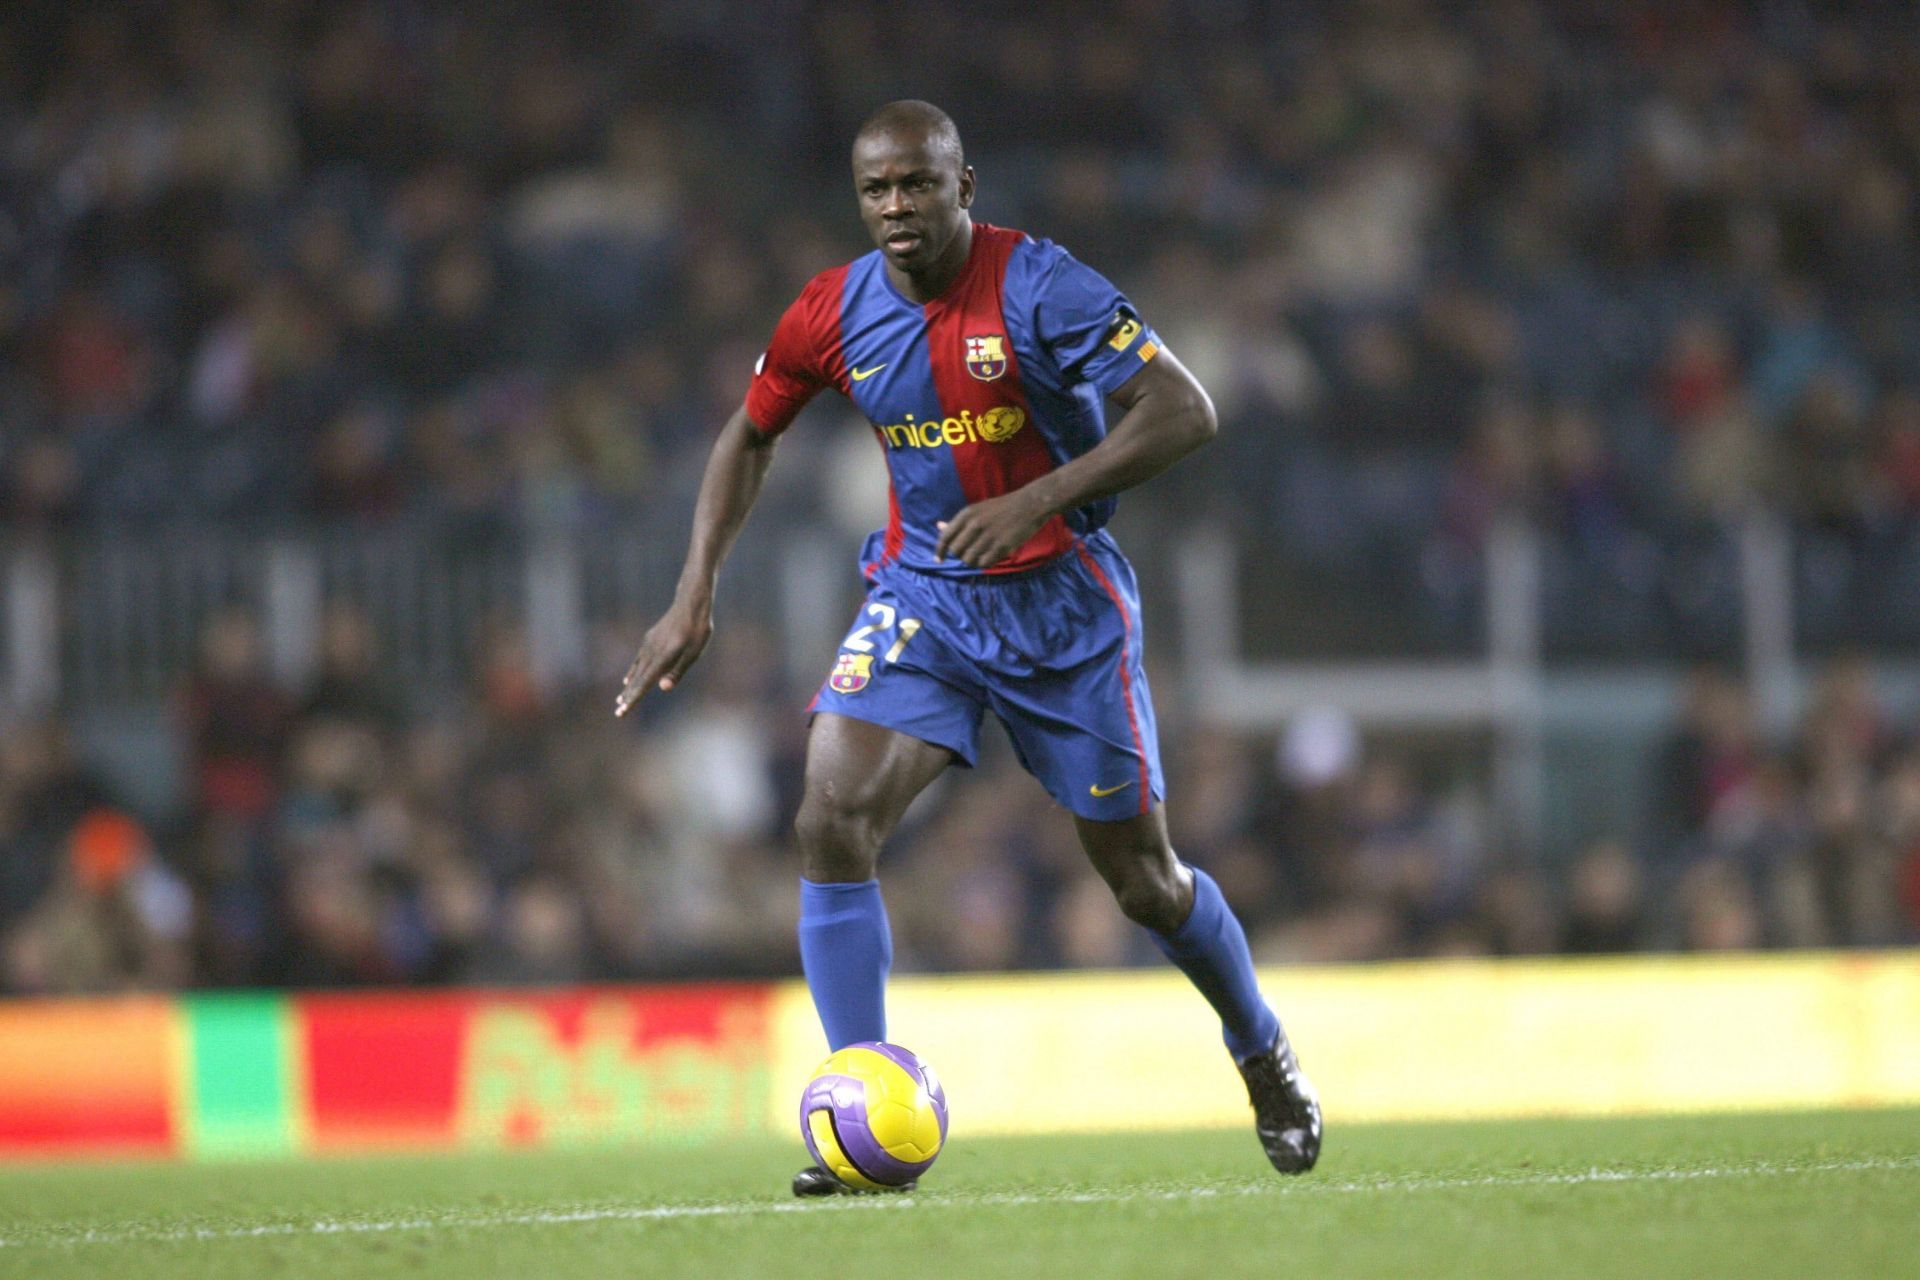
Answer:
[{"xmin": 617, "ymin": 100, "xmax": 1320, "ymax": 1193}]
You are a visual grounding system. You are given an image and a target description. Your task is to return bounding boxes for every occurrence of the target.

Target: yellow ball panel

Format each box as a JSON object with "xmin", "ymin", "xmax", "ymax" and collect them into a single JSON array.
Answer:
[
  {"xmin": 865, "ymin": 1097, "xmax": 918, "ymax": 1158},
  {"xmin": 842, "ymin": 1053, "xmax": 935, "ymax": 1159},
  {"xmin": 904, "ymin": 1095, "xmax": 943, "ymax": 1158}
]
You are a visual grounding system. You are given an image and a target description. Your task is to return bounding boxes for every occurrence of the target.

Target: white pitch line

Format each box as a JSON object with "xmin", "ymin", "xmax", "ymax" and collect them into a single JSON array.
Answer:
[{"xmin": 5, "ymin": 1156, "xmax": 1918, "ymax": 1251}]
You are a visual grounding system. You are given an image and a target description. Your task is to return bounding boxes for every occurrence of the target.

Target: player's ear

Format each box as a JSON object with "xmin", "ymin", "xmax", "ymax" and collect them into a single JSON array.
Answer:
[{"xmin": 957, "ymin": 165, "xmax": 975, "ymax": 209}]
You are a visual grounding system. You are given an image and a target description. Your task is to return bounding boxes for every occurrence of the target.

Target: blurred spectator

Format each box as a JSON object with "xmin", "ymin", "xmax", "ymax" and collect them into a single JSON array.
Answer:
[
  {"xmin": 302, "ymin": 605, "xmax": 404, "ymax": 731},
  {"xmin": 180, "ymin": 609, "xmax": 295, "ymax": 825},
  {"xmin": 1675, "ymin": 858, "xmax": 1765, "ymax": 953},
  {"xmin": 1560, "ymin": 841, "xmax": 1646, "ymax": 954},
  {"xmin": 3, "ymin": 808, "xmax": 190, "ymax": 994},
  {"xmin": 1652, "ymin": 667, "xmax": 1761, "ymax": 843},
  {"xmin": 468, "ymin": 876, "xmax": 592, "ymax": 986}
]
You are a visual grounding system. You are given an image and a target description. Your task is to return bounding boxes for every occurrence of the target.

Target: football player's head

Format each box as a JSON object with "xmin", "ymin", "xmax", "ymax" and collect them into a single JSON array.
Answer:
[{"xmin": 852, "ymin": 100, "xmax": 975, "ymax": 278}]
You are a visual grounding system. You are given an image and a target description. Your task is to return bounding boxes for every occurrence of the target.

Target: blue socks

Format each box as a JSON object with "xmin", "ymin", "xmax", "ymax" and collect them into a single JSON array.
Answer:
[
  {"xmin": 798, "ymin": 878, "xmax": 892, "ymax": 1050},
  {"xmin": 1150, "ymin": 864, "xmax": 1282, "ymax": 1062},
  {"xmin": 799, "ymin": 868, "xmax": 1279, "ymax": 1065}
]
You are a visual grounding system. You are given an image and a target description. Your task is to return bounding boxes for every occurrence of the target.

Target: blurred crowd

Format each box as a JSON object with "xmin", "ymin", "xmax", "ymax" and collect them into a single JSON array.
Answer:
[
  {"xmin": 3, "ymin": 605, "xmax": 1916, "ymax": 996},
  {"xmin": 4, "ymin": 5, "xmax": 1920, "ymax": 604},
  {"xmin": 4, "ymin": 0, "xmax": 1920, "ymax": 991}
]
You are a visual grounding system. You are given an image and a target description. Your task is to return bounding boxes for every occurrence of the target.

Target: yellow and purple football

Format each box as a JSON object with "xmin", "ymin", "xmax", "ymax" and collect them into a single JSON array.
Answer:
[{"xmin": 798, "ymin": 1042, "xmax": 948, "ymax": 1189}]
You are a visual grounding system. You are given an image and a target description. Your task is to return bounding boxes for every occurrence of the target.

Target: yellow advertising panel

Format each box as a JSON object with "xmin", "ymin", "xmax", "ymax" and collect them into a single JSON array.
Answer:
[{"xmin": 769, "ymin": 952, "xmax": 1920, "ymax": 1137}]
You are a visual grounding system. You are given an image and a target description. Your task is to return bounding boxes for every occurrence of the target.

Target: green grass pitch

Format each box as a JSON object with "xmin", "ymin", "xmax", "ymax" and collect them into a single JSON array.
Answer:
[{"xmin": 2, "ymin": 1109, "xmax": 1916, "ymax": 1279}]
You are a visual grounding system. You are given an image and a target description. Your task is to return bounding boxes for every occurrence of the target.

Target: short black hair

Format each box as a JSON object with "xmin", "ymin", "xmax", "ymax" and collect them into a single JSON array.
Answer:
[{"xmin": 854, "ymin": 100, "xmax": 964, "ymax": 169}]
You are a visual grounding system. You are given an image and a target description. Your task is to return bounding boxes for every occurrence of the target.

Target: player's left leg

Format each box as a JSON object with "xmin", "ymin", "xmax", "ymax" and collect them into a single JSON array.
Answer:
[
  {"xmin": 984, "ymin": 535, "xmax": 1319, "ymax": 1172},
  {"xmin": 1074, "ymin": 808, "xmax": 1322, "ymax": 1174}
]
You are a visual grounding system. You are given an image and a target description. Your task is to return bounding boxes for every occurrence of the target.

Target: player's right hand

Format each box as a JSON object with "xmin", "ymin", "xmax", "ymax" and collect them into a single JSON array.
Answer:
[{"xmin": 615, "ymin": 602, "xmax": 713, "ymax": 716}]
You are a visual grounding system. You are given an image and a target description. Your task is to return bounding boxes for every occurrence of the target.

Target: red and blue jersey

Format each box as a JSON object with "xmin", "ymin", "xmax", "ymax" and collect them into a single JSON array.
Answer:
[{"xmin": 745, "ymin": 223, "xmax": 1162, "ymax": 576}]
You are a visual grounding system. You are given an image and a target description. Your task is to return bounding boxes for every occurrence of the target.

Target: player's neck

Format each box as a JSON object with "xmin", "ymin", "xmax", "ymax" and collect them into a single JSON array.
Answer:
[{"xmin": 890, "ymin": 217, "xmax": 974, "ymax": 304}]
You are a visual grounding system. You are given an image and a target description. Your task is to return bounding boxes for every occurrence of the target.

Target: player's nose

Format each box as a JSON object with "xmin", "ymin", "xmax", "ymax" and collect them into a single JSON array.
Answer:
[{"xmin": 880, "ymin": 187, "xmax": 914, "ymax": 218}]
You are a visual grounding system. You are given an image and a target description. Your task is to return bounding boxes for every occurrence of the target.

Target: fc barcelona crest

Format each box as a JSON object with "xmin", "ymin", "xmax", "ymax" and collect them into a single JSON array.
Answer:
[
  {"xmin": 829, "ymin": 652, "xmax": 874, "ymax": 694},
  {"xmin": 964, "ymin": 334, "xmax": 1008, "ymax": 381}
]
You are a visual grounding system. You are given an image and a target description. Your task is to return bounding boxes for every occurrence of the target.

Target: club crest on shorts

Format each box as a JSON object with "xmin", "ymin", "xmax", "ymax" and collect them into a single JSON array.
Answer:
[
  {"xmin": 829, "ymin": 652, "xmax": 874, "ymax": 694},
  {"xmin": 964, "ymin": 334, "xmax": 1008, "ymax": 381}
]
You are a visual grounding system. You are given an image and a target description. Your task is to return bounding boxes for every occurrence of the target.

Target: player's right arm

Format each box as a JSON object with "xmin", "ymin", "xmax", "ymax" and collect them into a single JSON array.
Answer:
[
  {"xmin": 614, "ymin": 403, "xmax": 778, "ymax": 715},
  {"xmin": 614, "ymin": 276, "xmax": 834, "ymax": 715}
]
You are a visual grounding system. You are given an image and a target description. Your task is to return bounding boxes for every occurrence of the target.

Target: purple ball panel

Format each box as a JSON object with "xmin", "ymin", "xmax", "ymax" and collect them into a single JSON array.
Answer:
[
  {"xmin": 833, "ymin": 1109, "xmax": 933, "ymax": 1185},
  {"xmin": 798, "ymin": 1072, "xmax": 863, "ymax": 1170},
  {"xmin": 801, "ymin": 1114, "xmax": 825, "ymax": 1170}
]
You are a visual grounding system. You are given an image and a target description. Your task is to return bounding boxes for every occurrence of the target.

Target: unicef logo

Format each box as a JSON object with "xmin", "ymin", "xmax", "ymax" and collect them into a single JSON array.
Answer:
[
  {"xmin": 975, "ymin": 406, "xmax": 1026, "ymax": 443},
  {"xmin": 876, "ymin": 406, "xmax": 1028, "ymax": 449}
]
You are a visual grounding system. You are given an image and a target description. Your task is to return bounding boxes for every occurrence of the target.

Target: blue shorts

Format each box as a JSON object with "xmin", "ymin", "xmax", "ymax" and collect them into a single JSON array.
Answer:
[{"xmin": 810, "ymin": 530, "xmax": 1165, "ymax": 822}]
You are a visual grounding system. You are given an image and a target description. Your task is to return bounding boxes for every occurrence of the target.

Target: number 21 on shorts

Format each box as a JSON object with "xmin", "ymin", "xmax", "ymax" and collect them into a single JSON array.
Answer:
[{"xmin": 842, "ymin": 603, "xmax": 922, "ymax": 663}]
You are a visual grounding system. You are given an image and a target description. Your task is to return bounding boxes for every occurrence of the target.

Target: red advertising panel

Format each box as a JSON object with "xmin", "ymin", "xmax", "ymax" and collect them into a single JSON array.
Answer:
[
  {"xmin": 298, "ymin": 984, "xmax": 772, "ymax": 1152},
  {"xmin": 297, "ymin": 992, "xmax": 469, "ymax": 1150}
]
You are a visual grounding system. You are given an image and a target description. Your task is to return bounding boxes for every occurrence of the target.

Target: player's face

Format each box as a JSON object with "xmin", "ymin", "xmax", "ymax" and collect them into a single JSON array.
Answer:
[{"xmin": 852, "ymin": 130, "xmax": 974, "ymax": 277}]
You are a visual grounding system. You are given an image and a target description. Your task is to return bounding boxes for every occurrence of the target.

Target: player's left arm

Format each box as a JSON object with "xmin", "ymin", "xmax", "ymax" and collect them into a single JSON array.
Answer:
[{"xmin": 933, "ymin": 350, "xmax": 1216, "ymax": 568}]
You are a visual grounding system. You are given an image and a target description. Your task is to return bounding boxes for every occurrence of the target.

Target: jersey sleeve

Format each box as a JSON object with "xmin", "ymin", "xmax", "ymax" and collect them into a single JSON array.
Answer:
[
  {"xmin": 1030, "ymin": 247, "xmax": 1162, "ymax": 398},
  {"xmin": 745, "ymin": 275, "xmax": 838, "ymax": 435}
]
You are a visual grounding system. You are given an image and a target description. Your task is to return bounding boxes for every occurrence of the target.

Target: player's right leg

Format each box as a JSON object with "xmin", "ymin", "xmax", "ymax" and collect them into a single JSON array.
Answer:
[
  {"xmin": 790, "ymin": 713, "xmax": 960, "ymax": 1199},
  {"xmin": 793, "ymin": 712, "xmax": 954, "ymax": 1049},
  {"xmin": 790, "ymin": 575, "xmax": 982, "ymax": 1197}
]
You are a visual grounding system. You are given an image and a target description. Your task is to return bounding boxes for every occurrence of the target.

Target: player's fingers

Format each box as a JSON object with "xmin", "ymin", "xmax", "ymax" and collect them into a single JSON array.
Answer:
[
  {"xmin": 934, "ymin": 517, "xmax": 958, "ymax": 560},
  {"xmin": 620, "ymin": 655, "xmax": 646, "ymax": 692},
  {"xmin": 656, "ymin": 631, "xmax": 711, "ymax": 692},
  {"xmin": 944, "ymin": 516, "xmax": 982, "ymax": 564},
  {"xmin": 644, "ymin": 645, "xmax": 688, "ymax": 694},
  {"xmin": 615, "ymin": 668, "xmax": 651, "ymax": 715},
  {"xmin": 976, "ymin": 528, "xmax": 1018, "ymax": 568},
  {"xmin": 962, "ymin": 529, "xmax": 999, "ymax": 568},
  {"xmin": 615, "ymin": 655, "xmax": 646, "ymax": 712},
  {"xmin": 616, "ymin": 640, "xmax": 674, "ymax": 714}
]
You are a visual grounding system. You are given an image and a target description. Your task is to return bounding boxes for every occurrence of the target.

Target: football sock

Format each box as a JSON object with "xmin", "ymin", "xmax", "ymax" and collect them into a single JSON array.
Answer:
[
  {"xmin": 798, "ymin": 877, "xmax": 892, "ymax": 1050},
  {"xmin": 1149, "ymin": 864, "xmax": 1283, "ymax": 1063}
]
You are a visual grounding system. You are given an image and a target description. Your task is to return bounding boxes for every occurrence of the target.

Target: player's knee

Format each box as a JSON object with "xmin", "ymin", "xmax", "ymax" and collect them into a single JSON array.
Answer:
[
  {"xmin": 1108, "ymin": 854, "xmax": 1189, "ymax": 933},
  {"xmin": 794, "ymin": 791, "xmax": 884, "ymax": 882}
]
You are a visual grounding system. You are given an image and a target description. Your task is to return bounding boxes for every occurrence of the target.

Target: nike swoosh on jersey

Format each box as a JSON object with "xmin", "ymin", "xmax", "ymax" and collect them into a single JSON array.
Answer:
[
  {"xmin": 850, "ymin": 364, "xmax": 887, "ymax": 381},
  {"xmin": 1089, "ymin": 781, "xmax": 1134, "ymax": 797}
]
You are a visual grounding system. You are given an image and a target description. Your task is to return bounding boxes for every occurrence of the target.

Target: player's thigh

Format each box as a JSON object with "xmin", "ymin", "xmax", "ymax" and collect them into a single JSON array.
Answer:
[
  {"xmin": 987, "ymin": 643, "xmax": 1165, "ymax": 823},
  {"xmin": 987, "ymin": 538, "xmax": 1165, "ymax": 822},
  {"xmin": 797, "ymin": 712, "xmax": 954, "ymax": 854},
  {"xmin": 800, "ymin": 575, "xmax": 983, "ymax": 856},
  {"xmin": 1072, "ymin": 806, "xmax": 1175, "ymax": 866}
]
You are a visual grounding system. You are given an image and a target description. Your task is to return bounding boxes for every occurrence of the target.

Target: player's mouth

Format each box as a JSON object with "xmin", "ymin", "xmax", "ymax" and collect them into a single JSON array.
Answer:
[{"xmin": 883, "ymin": 229, "xmax": 923, "ymax": 256}]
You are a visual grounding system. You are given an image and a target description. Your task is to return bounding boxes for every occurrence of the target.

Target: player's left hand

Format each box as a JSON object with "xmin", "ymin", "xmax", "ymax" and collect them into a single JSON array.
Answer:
[{"xmin": 935, "ymin": 491, "xmax": 1051, "ymax": 569}]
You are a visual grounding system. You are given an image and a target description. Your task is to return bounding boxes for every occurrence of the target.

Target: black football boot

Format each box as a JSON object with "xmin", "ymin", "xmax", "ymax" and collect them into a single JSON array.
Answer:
[
  {"xmin": 1235, "ymin": 1037, "xmax": 1322, "ymax": 1174},
  {"xmin": 791, "ymin": 1166, "xmax": 918, "ymax": 1197}
]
